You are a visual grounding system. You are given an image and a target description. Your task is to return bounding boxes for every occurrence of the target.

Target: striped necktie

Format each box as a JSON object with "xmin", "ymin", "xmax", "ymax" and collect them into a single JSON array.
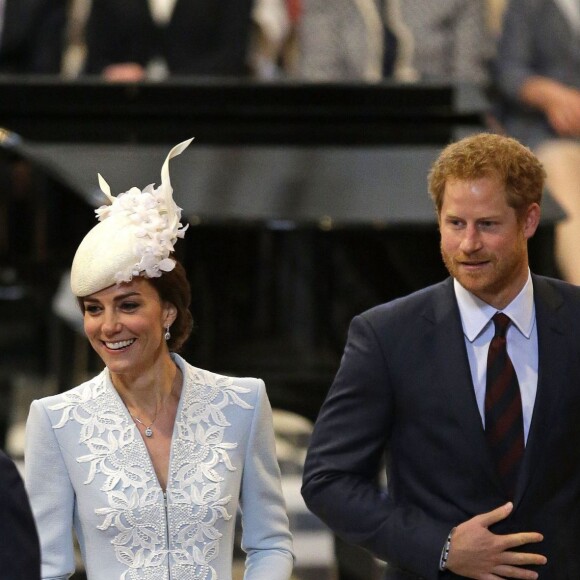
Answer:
[{"xmin": 485, "ymin": 313, "xmax": 524, "ymax": 499}]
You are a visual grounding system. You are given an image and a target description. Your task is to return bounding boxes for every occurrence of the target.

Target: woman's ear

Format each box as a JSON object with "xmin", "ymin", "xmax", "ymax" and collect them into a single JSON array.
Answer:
[{"xmin": 163, "ymin": 302, "xmax": 178, "ymax": 328}]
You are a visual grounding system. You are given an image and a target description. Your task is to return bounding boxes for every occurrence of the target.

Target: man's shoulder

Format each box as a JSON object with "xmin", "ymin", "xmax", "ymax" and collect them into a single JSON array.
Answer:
[
  {"xmin": 360, "ymin": 278, "xmax": 453, "ymax": 322},
  {"xmin": 533, "ymin": 274, "xmax": 580, "ymax": 300},
  {"xmin": 532, "ymin": 274, "xmax": 580, "ymax": 318}
]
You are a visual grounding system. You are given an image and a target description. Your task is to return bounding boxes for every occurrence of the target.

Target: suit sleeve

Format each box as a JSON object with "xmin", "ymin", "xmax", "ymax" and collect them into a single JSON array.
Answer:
[
  {"xmin": 29, "ymin": 0, "xmax": 67, "ymax": 74},
  {"xmin": 0, "ymin": 450, "xmax": 41, "ymax": 579},
  {"xmin": 239, "ymin": 381, "xmax": 294, "ymax": 580},
  {"xmin": 301, "ymin": 314, "xmax": 449, "ymax": 579},
  {"xmin": 25, "ymin": 400, "xmax": 76, "ymax": 580},
  {"xmin": 84, "ymin": 1, "xmax": 154, "ymax": 74}
]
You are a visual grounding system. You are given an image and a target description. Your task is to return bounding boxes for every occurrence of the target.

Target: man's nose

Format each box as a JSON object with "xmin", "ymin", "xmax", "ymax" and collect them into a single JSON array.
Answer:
[{"xmin": 459, "ymin": 225, "xmax": 483, "ymax": 254}]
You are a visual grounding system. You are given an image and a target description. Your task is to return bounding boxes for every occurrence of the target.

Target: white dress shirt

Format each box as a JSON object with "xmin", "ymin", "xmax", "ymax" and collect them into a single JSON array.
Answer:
[
  {"xmin": 453, "ymin": 272, "xmax": 538, "ymax": 443},
  {"xmin": 148, "ymin": 0, "xmax": 178, "ymax": 25}
]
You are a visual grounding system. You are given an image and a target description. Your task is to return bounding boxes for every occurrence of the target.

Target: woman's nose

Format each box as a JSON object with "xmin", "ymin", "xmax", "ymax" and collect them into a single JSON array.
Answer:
[{"xmin": 101, "ymin": 312, "xmax": 121, "ymax": 335}]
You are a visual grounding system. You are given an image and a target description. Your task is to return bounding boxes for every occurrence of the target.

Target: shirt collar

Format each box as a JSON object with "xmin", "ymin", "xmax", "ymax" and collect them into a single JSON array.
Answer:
[{"xmin": 453, "ymin": 271, "xmax": 535, "ymax": 342}]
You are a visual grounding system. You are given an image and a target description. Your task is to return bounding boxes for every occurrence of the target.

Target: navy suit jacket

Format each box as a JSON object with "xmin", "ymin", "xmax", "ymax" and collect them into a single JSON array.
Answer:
[
  {"xmin": 0, "ymin": 450, "xmax": 40, "ymax": 579},
  {"xmin": 0, "ymin": 0, "xmax": 66, "ymax": 74},
  {"xmin": 302, "ymin": 275, "xmax": 580, "ymax": 579}
]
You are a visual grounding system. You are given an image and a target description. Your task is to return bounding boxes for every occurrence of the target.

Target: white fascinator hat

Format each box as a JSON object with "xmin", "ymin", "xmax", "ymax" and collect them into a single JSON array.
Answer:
[{"xmin": 70, "ymin": 138, "xmax": 193, "ymax": 297}]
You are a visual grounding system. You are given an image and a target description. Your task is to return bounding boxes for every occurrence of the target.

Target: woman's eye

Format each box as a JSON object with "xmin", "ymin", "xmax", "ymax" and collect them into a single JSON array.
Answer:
[
  {"xmin": 121, "ymin": 302, "xmax": 139, "ymax": 311},
  {"xmin": 85, "ymin": 305, "xmax": 101, "ymax": 315}
]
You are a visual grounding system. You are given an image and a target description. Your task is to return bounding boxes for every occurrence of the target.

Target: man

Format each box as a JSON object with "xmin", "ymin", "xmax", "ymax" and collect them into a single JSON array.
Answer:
[
  {"xmin": 83, "ymin": 0, "xmax": 254, "ymax": 79},
  {"xmin": 0, "ymin": 0, "xmax": 66, "ymax": 74},
  {"xmin": 0, "ymin": 449, "xmax": 40, "ymax": 578},
  {"xmin": 302, "ymin": 132, "xmax": 580, "ymax": 579}
]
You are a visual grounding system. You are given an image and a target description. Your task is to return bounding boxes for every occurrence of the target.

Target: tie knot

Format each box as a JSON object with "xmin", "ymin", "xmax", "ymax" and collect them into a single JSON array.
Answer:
[{"xmin": 492, "ymin": 312, "xmax": 511, "ymax": 338}]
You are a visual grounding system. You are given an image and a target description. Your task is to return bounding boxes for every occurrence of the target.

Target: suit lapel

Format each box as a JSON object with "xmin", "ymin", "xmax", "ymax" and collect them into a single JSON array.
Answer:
[
  {"xmin": 424, "ymin": 276, "xmax": 572, "ymax": 502},
  {"xmin": 425, "ymin": 279, "xmax": 504, "ymax": 491},
  {"xmin": 514, "ymin": 276, "xmax": 567, "ymax": 504}
]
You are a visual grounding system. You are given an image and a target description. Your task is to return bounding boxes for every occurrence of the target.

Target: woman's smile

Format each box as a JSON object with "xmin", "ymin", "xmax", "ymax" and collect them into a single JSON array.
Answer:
[{"xmin": 103, "ymin": 338, "xmax": 136, "ymax": 351}]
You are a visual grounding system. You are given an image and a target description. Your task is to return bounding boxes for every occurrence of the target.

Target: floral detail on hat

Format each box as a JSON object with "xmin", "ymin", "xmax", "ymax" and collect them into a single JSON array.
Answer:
[
  {"xmin": 94, "ymin": 182, "xmax": 188, "ymax": 284},
  {"xmin": 95, "ymin": 139, "xmax": 192, "ymax": 285}
]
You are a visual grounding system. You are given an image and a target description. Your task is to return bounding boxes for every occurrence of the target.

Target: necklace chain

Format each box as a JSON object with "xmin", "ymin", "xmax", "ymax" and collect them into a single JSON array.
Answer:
[{"xmin": 129, "ymin": 370, "xmax": 179, "ymax": 438}]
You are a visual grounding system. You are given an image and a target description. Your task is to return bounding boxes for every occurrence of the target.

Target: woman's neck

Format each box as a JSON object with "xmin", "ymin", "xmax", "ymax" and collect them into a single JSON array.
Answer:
[{"xmin": 110, "ymin": 354, "xmax": 181, "ymax": 415}]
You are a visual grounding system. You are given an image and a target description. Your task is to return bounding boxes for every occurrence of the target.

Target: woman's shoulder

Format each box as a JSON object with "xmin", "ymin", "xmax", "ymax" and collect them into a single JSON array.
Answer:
[
  {"xmin": 177, "ymin": 355, "xmax": 265, "ymax": 408},
  {"xmin": 175, "ymin": 359, "xmax": 270, "ymax": 443},
  {"xmin": 31, "ymin": 369, "xmax": 108, "ymax": 413},
  {"xmin": 191, "ymin": 368, "xmax": 264, "ymax": 407}
]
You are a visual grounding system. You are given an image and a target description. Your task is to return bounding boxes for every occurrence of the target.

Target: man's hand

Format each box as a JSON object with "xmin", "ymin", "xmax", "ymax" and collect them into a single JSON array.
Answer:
[{"xmin": 446, "ymin": 502, "xmax": 547, "ymax": 579}]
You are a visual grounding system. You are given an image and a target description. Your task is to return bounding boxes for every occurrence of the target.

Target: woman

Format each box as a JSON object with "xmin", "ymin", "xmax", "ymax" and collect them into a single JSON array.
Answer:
[
  {"xmin": 25, "ymin": 140, "xmax": 294, "ymax": 580},
  {"xmin": 298, "ymin": 0, "xmax": 492, "ymax": 84}
]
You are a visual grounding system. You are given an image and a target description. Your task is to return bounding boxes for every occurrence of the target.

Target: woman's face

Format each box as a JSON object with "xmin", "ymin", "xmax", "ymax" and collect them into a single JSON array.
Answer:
[{"xmin": 82, "ymin": 278, "xmax": 176, "ymax": 377}]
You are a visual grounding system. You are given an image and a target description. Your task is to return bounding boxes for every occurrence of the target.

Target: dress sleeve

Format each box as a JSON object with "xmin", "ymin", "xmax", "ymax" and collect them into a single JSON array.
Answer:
[
  {"xmin": 239, "ymin": 381, "xmax": 294, "ymax": 580},
  {"xmin": 25, "ymin": 399, "xmax": 76, "ymax": 580}
]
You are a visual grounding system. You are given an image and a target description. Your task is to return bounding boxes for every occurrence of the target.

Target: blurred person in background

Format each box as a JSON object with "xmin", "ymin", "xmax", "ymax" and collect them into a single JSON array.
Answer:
[
  {"xmin": 83, "ymin": 0, "xmax": 256, "ymax": 80},
  {"xmin": 296, "ymin": 0, "xmax": 492, "ymax": 84},
  {"xmin": 0, "ymin": 0, "xmax": 67, "ymax": 74},
  {"xmin": 250, "ymin": 0, "xmax": 301, "ymax": 78},
  {"xmin": 494, "ymin": 0, "xmax": 580, "ymax": 284},
  {"xmin": 25, "ymin": 140, "xmax": 294, "ymax": 579}
]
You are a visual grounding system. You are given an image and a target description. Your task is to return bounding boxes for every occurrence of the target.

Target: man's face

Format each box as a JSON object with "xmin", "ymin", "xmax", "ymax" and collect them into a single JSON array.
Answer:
[{"xmin": 439, "ymin": 176, "xmax": 540, "ymax": 309}]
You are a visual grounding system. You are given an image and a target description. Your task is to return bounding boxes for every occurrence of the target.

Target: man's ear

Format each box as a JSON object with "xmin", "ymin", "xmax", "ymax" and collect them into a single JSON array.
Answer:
[{"xmin": 523, "ymin": 202, "xmax": 541, "ymax": 239}]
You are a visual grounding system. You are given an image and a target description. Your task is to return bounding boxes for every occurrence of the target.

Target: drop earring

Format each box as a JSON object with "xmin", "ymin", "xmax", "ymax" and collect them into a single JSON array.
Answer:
[{"xmin": 164, "ymin": 326, "xmax": 171, "ymax": 341}]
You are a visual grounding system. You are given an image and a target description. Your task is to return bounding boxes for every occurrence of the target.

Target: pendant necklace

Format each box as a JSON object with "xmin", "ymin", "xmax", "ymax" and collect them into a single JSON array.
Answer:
[
  {"xmin": 129, "ymin": 371, "xmax": 178, "ymax": 438},
  {"xmin": 131, "ymin": 412, "xmax": 157, "ymax": 437}
]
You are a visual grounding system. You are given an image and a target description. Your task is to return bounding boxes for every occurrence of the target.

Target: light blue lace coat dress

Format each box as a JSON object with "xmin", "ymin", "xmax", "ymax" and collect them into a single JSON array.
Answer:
[{"xmin": 25, "ymin": 354, "xmax": 294, "ymax": 580}]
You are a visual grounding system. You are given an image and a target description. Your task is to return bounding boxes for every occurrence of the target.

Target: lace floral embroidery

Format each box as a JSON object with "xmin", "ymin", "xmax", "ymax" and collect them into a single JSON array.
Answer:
[{"xmin": 49, "ymin": 363, "xmax": 253, "ymax": 580}]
